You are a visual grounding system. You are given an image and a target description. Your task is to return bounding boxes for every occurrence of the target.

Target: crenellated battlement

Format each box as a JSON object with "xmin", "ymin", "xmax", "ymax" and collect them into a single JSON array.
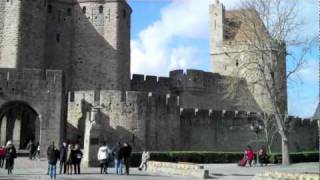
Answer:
[
  {"xmin": 68, "ymin": 89, "xmax": 180, "ymax": 108},
  {"xmin": 179, "ymin": 108, "xmax": 263, "ymax": 119},
  {"xmin": 0, "ymin": 68, "xmax": 62, "ymax": 81},
  {"xmin": 131, "ymin": 74, "xmax": 171, "ymax": 94},
  {"xmin": 131, "ymin": 69, "xmax": 225, "ymax": 94},
  {"xmin": 0, "ymin": 68, "xmax": 63, "ymax": 95}
]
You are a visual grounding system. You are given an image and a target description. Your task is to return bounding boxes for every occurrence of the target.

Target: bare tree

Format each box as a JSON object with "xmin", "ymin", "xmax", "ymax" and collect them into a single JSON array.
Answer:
[{"xmin": 222, "ymin": 0, "xmax": 316, "ymax": 165}]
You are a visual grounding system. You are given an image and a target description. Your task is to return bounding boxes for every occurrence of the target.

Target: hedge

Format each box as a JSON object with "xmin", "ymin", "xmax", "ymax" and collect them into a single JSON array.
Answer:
[
  {"xmin": 130, "ymin": 151, "xmax": 319, "ymax": 166},
  {"xmin": 268, "ymin": 152, "xmax": 319, "ymax": 164}
]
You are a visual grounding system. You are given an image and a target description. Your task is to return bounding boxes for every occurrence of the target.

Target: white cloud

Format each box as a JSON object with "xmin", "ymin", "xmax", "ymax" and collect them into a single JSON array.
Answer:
[{"xmin": 131, "ymin": 0, "xmax": 213, "ymax": 76}]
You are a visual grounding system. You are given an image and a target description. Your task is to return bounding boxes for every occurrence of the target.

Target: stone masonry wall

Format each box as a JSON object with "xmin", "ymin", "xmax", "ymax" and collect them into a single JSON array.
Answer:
[
  {"xmin": 0, "ymin": 0, "xmax": 21, "ymax": 68},
  {"xmin": 45, "ymin": 0, "xmax": 74, "ymax": 88},
  {"xmin": 67, "ymin": 90, "xmax": 180, "ymax": 151},
  {"xmin": 67, "ymin": 89, "xmax": 318, "ymax": 154},
  {"xmin": 18, "ymin": 1, "xmax": 47, "ymax": 70},
  {"xmin": 70, "ymin": 0, "xmax": 131, "ymax": 91},
  {"xmin": 0, "ymin": 68, "xmax": 64, "ymax": 156},
  {"xmin": 131, "ymin": 69, "xmax": 262, "ymax": 112}
]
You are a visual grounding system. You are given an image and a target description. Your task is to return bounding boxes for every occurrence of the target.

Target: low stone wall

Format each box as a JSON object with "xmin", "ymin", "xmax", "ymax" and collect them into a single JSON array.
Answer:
[
  {"xmin": 148, "ymin": 161, "xmax": 209, "ymax": 179},
  {"xmin": 254, "ymin": 171, "xmax": 320, "ymax": 180}
]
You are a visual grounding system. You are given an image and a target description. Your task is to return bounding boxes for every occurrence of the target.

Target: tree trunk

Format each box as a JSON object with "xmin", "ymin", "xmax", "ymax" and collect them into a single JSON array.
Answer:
[
  {"xmin": 281, "ymin": 133, "xmax": 290, "ymax": 165},
  {"xmin": 275, "ymin": 114, "xmax": 290, "ymax": 166}
]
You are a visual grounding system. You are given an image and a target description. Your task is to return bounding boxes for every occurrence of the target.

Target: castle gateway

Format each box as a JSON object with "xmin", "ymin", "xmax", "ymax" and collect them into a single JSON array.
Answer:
[{"xmin": 0, "ymin": 0, "xmax": 317, "ymax": 166}]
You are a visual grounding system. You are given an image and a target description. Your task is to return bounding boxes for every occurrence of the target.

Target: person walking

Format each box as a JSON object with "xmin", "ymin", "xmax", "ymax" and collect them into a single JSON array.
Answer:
[
  {"xmin": 47, "ymin": 142, "xmax": 60, "ymax": 180},
  {"xmin": 122, "ymin": 143, "xmax": 132, "ymax": 175},
  {"xmin": 59, "ymin": 141, "xmax": 68, "ymax": 174},
  {"xmin": 34, "ymin": 142, "xmax": 40, "ymax": 160},
  {"xmin": 26, "ymin": 140, "xmax": 36, "ymax": 160},
  {"xmin": 112, "ymin": 142, "xmax": 123, "ymax": 175},
  {"xmin": 66, "ymin": 144, "xmax": 74, "ymax": 175},
  {"xmin": 73, "ymin": 144, "xmax": 83, "ymax": 174},
  {"xmin": 0, "ymin": 145, "xmax": 6, "ymax": 168},
  {"xmin": 245, "ymin": 146, "xmax": 255, "ymax": 167},
  {"xmin": 5, "ymin": 141, "xmax": 17, "ymax": 175},
  {"xmin": 138, "ymin": 150, "xmax": 150, "ymax": 171},
  {"xmin": 97, "ymin": 142, "xmax": 111, "ymax": 174}
]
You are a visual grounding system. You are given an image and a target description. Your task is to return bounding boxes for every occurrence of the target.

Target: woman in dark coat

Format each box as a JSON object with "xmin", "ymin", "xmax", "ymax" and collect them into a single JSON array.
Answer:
[
  {"xmin": 73, "ymin": 144, "xmax": 83, "ymax": 174},
  {"xmin": 66, "ymin": 144, "xmax": 74, "ymax": 175},
  {"xmin": 5, "ymin": 141, "xmax": 17, "ymax": 175}
]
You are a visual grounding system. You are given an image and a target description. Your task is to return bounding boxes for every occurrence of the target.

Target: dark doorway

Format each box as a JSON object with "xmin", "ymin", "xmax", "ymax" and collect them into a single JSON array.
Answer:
[{"xmin": 0, "ymin": 101, "xmax": 39, "ymax": 149}]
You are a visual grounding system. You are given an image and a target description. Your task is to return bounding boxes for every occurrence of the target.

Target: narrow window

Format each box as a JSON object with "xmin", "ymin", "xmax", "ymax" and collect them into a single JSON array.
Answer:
[
  {"xmin": 99, "ymin": 6, "xmax": 103, "ymax": 14},
  {"xmin": 123, "ymin": 9, "xmax": 126, "ymax": 18},
  {"xmin": 236, "ymin": 60, "xmax": 239, "ymax": 66},
  {"xmin": 224, "ymin": 65, "xmax": 227, "ymax": 71},
  {"xmin": 47, "ymin": 4, "xmax": 52, "ymax": 13},
  {"xmin": 94, "ymin": 90, "xmax": 100, "ymax": 102},
  {"xmin": 82, "ymin": 6, "xmax": 86, "ymax": 14},
  {"xmin": 214, "ymin": 20, "xmax": 216, "ymax": 30},
  {"xmin": 56, "ymin": 34, "xmax": 60, "ymax": 43},
  {"xmin": 70, "ymin": 92, "xmax": 75, "ymax": 102},
  {"xmin": 67, "ymin": 8, "xmax": 72, "ymax": 16}
]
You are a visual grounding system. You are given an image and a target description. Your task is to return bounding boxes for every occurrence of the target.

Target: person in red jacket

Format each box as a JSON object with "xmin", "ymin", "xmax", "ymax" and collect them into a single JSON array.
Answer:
[
  {"xmin": 245, "ymin": 146, "xmax": 255, "ymax": 167},
  {"xmin": 0, "ymin": 145, "xmax": 6, "ymax": 168}
]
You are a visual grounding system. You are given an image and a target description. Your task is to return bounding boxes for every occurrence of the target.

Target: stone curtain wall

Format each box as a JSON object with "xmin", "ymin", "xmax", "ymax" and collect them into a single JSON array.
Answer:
[
  {"xmin": 67, "ymin": 90, "xmax": 180, "ymax": 151},
  {"xmin": 67, "ymin": 89, "xmax": 318, "ymax": 154},
  {"xmin": 131, "ymin": 69, "xmax": 262, "ymax": 112},
  {"xmin": 0, "ymin": 68, "xmax": 64, "ymax": 156}
]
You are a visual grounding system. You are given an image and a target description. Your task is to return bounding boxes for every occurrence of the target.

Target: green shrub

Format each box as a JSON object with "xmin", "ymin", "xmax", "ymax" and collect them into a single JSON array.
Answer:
[{"xmin": 268, "ymin": 152, "xmax": 319, "ymax": 164}]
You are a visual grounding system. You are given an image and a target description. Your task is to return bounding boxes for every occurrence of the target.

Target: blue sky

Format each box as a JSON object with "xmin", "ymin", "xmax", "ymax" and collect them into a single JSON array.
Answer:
[{"xmin": 128, "ymin": 0, "xmax": 318, "ymax": 118}]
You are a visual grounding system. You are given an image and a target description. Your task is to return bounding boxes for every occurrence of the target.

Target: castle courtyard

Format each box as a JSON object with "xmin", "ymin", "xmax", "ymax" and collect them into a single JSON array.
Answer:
[{"xmin": 0, "ymin": 158, "xmax": 318, "ymax": 180}]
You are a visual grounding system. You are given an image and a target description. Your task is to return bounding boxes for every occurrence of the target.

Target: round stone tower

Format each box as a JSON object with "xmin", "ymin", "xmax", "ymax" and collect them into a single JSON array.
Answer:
[{"xmin": 71, "ymin": 0, "xmax": 131, "ymax": 91}]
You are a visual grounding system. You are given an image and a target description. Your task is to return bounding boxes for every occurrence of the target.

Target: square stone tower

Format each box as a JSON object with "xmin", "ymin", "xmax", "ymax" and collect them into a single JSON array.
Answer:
[{"xmin": 209, "ymin": 0, "xmax": 287, "ymax": 114}]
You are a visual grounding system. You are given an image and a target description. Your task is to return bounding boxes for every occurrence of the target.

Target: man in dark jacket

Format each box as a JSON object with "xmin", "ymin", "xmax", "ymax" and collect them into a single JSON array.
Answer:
[
  {"xmin": 122, "ymin": 143, "xmax": 132, "ymax": 175},
  {"xmin": 5, "ymin": 141, "xmax": 16, "ymax": 175},
  {"xmin": 59, "ymin": 141, "xmax": 67, "ymax": 174},
  {"xmin": 112, "ymin": 142, "xmax": 123, "ymax": 175},
  {"xmin": 47, "ymin": 142, "xmax": 59, "ymax": 180}
]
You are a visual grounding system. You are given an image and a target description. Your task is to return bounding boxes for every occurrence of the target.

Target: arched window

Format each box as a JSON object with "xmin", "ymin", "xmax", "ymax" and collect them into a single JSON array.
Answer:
[
  {"xmin": 99, "ymin": 6, "xmax": 103, "ymax": 14},
  {"xmin": 47, "ymin": 4, "xmax": 52, "ymax": 13},
  {"xmin": 67, "ymin": 8, "xmax": 72, "ymax": 16},
  {"xmin": 236, "ymin": 60, "xmax": 239, "ymax": 66},
  {"xmin": 82, "ymin": 6, "xmax": 86, "ymax": 14}
]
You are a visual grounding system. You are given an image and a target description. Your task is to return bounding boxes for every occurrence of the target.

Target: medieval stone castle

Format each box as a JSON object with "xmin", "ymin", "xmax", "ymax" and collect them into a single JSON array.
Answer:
[{"xmin": 0, "ymin": 0, "xmax": 317, "ymax": 165}]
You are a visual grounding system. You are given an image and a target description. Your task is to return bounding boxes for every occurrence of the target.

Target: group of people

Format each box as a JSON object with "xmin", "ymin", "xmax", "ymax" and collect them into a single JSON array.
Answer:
[
  {"xmin": 98, "ymin": 142, "xmax": 133, "ymax": 175},
  {"xmin": 26, "ymin": 140, "xmax": 40, "ymax": 160},
  {"xmin": 47, "ymin": 141, "xmax": 83, "ymax": 180},
  {"xmin": 97, "ymin": 142, "xmax": 150, "ymax": 175},
  {"xmin": 46, "ymin": 141, "xmax": 144, "ymax": 180},
  {"xmin": 239, "ymin": 146, "xmax": 268, "ymax": 167},
  {"xmin": 0, "ymin": 141, "xmax": 17, "ymax": 174}
]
